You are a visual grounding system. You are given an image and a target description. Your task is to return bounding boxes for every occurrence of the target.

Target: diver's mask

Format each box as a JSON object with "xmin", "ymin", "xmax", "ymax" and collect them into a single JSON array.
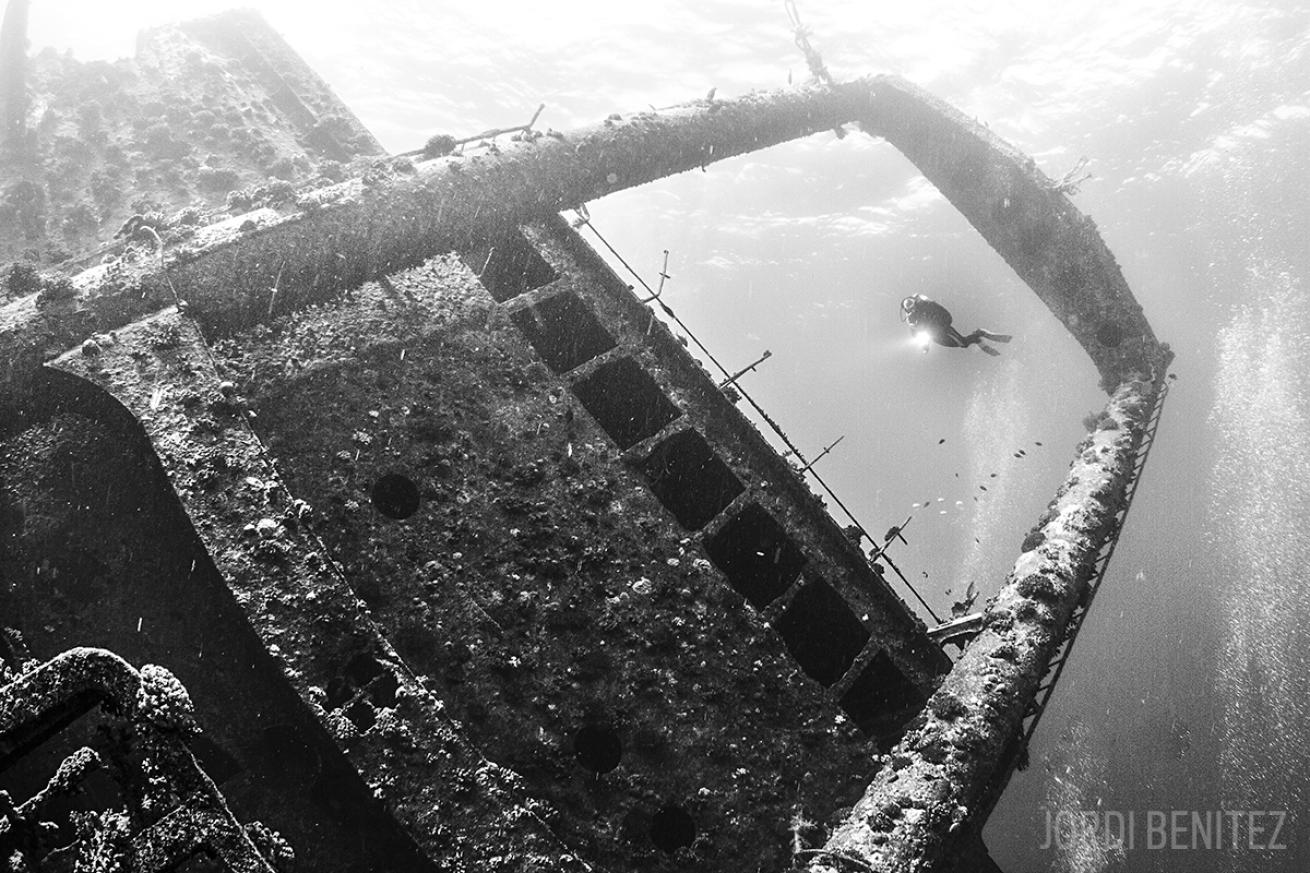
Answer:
[{"xmin": 900, "ymin": 296, "xmax": 918, "ymax": 322}]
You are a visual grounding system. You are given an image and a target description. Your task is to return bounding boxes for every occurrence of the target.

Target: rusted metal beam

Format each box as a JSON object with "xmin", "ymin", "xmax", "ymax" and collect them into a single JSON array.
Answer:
[
  {"xmin": 0, "ymin": 81, "xmax": 867, "ymax": 394},
  {"xmin": 926, "ymin": 613, "xmax": 985, "ymax": 646}
]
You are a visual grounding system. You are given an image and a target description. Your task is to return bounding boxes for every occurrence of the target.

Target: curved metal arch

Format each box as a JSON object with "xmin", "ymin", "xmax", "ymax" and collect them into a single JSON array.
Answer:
[
  {"xmin": 3, "ymin": 75, "xmax": 1168, "ymax": 394},
  {"xmin": 854, "ymin": 76, "xmax": 1169, "ymax": 388}
]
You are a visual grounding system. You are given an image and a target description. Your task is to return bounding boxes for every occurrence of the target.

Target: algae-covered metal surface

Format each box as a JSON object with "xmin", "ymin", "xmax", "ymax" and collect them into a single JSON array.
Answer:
[{"xmin": 0, "ymin": 8, "xmax": 1172, "ymax": 873}]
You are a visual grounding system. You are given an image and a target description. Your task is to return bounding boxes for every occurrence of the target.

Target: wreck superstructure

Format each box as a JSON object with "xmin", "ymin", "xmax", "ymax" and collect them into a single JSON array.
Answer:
[{"xmin": 0, "ymin": 10, "xmax": 1170, "ymax": 873}]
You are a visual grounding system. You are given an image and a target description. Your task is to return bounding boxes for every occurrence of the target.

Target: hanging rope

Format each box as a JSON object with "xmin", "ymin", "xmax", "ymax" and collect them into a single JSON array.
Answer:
[
  {"xmin": 575, "ymin": 213, "xmax": 941, "ymax": 623},
  {"xmin": 785, "ymin": 0, "xmax": 834, "ymax": 86}
]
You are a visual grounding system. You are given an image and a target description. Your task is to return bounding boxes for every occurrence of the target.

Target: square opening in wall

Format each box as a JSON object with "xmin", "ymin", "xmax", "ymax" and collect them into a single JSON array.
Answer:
[
  {"xmin": 510, "ymin": 290, "xmax": 617, "ymax": 373},
  {"xmin": 636, "ymin": 429, "xmax": 744, "ymax": 530},
  {"xmin": 837, "ymin": 649, "xmax": 927, "ymax": 738},
  {"xmin": 570, "ymin": 357, "xmax": 681, "ymax": 449},
  {"xmin": 703, "ymin": 503, "xmax": 806, "ymax": 608},
  {"xmin": 773, "ymin": 577, "xmax": 870, "ymax": 687},
  {"xmin": 460, "ymin": 227, "xmax": 558, "ymax": 302}
]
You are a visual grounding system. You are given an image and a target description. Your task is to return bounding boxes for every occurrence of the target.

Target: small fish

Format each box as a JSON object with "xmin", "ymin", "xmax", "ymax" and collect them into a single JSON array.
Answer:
[
  {"xmin": 1019, "ymin": 449, "xmax": 1027, "ymax": 456},
  {"xmin": 1035, "ymin": 441, "xmax": 1044, "ymax": 446},
  {"xmin": 938, "ymin": 438, "xmax": 946, "ymax": 444},
  {"xmin": 1168, "ymin": 373, "xmax": 1177, "ymax": 381},
  {"xmin": 980, "ymin": 485, "xmax": 988, "ymax": 491},
  {"xmin": 1013, "ymin": 452, "xmax": 1022, "ymax": 458},
  {"xmin": 990, "ymin": 473, "xmax": 998, "ymax": 478}
]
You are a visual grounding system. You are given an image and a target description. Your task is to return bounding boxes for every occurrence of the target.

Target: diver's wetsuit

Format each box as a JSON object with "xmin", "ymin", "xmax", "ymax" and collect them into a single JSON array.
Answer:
[{"xmin": 906, "ymin": 295, "xmax": 1011, "ymax": 355}]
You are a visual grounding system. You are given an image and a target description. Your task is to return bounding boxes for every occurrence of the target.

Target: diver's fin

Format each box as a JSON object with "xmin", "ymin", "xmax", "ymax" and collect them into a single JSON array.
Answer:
[
  {"xmin": 979, "ymin": 331, "xmax": 1012, "ymax": 343},
  {"xmin": 979, "ymin": 344, "xmax": 1001, "ymax": 357}
]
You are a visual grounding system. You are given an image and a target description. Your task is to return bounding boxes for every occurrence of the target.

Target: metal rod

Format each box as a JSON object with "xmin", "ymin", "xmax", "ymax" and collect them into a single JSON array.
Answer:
[
  {"xmin": 718, "ymin": 350, "xmax": 772, "ymax": 389},
  {"xmin": 866, "ymin": 514, "xmax": 912, "ymax": 563},
  {"xmin": 639, "ymin": 249, "xmax": 670, "ymax": 302},
  {"xmin": 400, "ymin": 102, "xmax": 548, "ymax": 157},
  {"xmin": 796, "ymin": 435, "xmax": 844, "ymax": 473}
]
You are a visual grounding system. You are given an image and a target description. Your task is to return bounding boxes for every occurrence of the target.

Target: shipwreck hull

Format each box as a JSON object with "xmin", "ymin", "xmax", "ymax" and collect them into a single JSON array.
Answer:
[{"xmin": 1, "ymin": 10, "xmax": 1169, "ymax": 873}]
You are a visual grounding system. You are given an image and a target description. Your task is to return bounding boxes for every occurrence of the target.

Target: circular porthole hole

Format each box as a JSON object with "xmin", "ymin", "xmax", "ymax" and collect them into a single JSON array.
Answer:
[
  {"xmin": 573, "ymin": 724, "xmax": 622, "ymax": 774},
  {"xmin": 1095, "ymin": 321, "xmax": 1124, "ymax": 348},
  {"xmin": 371, "ymin": 473, "xmax": 420, "ymax": 519},
  {"xmin": 650, "ymin": 804, "xmax": 695, "ymax": 853}
]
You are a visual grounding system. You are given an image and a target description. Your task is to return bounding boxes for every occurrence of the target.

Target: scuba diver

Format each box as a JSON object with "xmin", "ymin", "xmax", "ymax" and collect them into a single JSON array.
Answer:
[{"xmin": 900, "ymin": 294, "xmax": 1012, "ymax": 356}]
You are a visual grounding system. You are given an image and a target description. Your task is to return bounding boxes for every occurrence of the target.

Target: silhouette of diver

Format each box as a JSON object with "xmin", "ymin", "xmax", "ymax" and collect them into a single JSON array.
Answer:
[{"xmin": 901, "ymin": 294, "xmax": 1012, "ymax": 356}]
